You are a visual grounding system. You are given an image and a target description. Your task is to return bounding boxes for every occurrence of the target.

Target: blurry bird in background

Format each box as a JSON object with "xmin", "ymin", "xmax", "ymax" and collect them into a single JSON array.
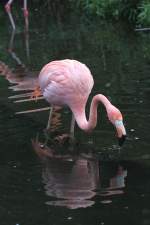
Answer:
[{"xmin": 3, "ymin": 0, "xmax": 29, "ymax": 30}]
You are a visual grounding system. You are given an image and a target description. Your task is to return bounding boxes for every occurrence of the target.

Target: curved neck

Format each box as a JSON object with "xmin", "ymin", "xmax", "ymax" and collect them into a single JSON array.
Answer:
[{"xmin": 71, "ymin": 94, "xmax": 112, "ymax": 132}]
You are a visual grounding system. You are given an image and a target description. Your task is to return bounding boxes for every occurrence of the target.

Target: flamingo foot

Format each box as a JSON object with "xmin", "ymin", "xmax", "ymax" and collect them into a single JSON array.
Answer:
[{"xmin": 5, "ymin": 3, "xmax": 11, "ymax": 12}]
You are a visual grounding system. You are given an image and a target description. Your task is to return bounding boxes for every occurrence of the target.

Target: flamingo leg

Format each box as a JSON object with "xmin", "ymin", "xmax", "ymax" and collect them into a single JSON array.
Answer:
[
  {"xmin": 23, "ymin": 0, "xmax": 29, "ymax": 31},
  {"xmin": 70, "ymin": 113, "xmax": 75, "ymax": 141},
  {"xmin": 5, "ymin": 0, "xmax": 16, "ymax": 30},
  {"xmin": 44, "ymin": 106, "xmax": 54, "ymax": 146},
  {"xmin": 46, "ymin": 106, "xmax": 54, "ymax": 130}
]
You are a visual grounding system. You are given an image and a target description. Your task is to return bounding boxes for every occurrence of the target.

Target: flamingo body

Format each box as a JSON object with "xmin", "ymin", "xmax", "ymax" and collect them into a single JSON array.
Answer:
[{"xmin": 39, "ymin": 59, "xmax": 94, "ymax": 107}]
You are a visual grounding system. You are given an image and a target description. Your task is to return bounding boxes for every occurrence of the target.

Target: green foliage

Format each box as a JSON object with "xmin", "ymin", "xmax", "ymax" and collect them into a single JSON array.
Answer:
[
  {"xmin": 138, "ymin": 1, "xmax": 150, "ymax": 25},
  {"xmin": 71, "ymin": 0, "xmax": 120, "ymax": 19},
  {"xmin": 70, "ymin": 0, "xmax": 150, "ymax": 25},
  {"xmin": 119, "ymin": 0, "xmax": 139, "ymax": 23}
]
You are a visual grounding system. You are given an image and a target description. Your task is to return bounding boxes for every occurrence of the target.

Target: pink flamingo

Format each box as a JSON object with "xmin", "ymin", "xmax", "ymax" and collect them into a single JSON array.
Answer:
[
  {"xmin": 5, "ymin": 0, "xmax": 29, "ymax": 30},
  {"xmin": 33, "ymin": 59, "xmax": 126, "ymax": 146}
]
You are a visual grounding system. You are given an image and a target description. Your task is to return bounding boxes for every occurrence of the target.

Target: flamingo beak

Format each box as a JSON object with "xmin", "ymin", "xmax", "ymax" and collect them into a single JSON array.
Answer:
[
  {"xmin": 118, "ymin": 134, "xmax": 126, "ymax": 146},
  {"xmin": 115, "ymin": 120, "xmax": 127, "ymax": 146}
]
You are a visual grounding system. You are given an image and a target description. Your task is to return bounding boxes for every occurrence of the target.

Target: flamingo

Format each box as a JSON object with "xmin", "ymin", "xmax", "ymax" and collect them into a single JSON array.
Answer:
[
  {"xmin": 4, "ymin": 0, "xmax": 28, "ymax": 30},
  {"xmin": 33, "ymin": 59, "xmax": 126, "ymax": 146}
]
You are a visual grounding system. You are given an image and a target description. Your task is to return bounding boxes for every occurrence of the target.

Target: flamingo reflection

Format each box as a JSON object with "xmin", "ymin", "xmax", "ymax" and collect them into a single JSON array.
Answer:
[
  {"xmin": 32, "ymin": 137, "xmax": 99, "ymax": 209},
  {"xmin": 32, "ymin": 136, "xmax": 127, "ymax": 209},
  {"xmin": 0, "ymin": 59, "xmax": 38, "ymax": 92},
  {"xmin": 8, "ymin": 29, "xmax": 30, "ymax": 63},
  {"xmin": 0, "ymin": 26, "xmax": 32, "ymax": 92}
]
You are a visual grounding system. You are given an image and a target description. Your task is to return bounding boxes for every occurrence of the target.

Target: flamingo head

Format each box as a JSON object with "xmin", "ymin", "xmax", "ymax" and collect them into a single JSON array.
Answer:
[{"xmin": 107, "ymin": 105, "xmax": 126, "ymax": 146}]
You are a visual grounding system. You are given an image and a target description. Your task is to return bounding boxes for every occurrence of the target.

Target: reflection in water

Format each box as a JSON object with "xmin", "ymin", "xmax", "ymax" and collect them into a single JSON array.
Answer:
[
  {"xmin": 8, "ymin": 30, "xmax": 30, "ymax": 63},
  {"xmin": 0, "ymin": 59, "xmax": 38, "ymax": 92},
  {"xmin": 0, "ymin": 62, "xmax": 37, "ymax": 90},
  {"xmin": 43, "ymin": 158, "xmax": 98, "ymax": 209},
  {"xmin": 109, "ymin": 166, "xmax": 127, "ymax": 189},
  {"xmin": 0, "ymin": 29, "xmax": 50, "ymax": 115},
  {"xmin": 100, "ymin": 165, "xmax": 127, "ymax": 198},
  {"xmin": 0, "ymin": 29, "xmax": 37, "ymax": 92},
  {"xmin": 32, "ymin": 136, "xmax": 127, "ymax": 209}
]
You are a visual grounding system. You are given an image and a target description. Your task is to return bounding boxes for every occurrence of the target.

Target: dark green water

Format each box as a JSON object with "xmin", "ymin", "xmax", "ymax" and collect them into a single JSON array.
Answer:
[{"xmin": 0, "ymin": 9, "xmax": 150, "ymax": 225}]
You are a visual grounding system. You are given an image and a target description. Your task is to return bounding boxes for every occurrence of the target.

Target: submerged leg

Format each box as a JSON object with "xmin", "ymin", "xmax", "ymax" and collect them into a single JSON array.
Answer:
[
  {"xmin": 5, "ymin": 0, "xmax": 16, "ymax": 30},
  {"xmin": 23, "ymin": 0, "xmax": 29, "ymax": 31}
]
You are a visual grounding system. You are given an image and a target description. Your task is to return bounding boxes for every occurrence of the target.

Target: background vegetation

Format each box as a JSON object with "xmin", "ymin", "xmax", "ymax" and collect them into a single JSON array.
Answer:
[
  {"xmin": 28, "ymin": 0, "xmax": 150, "ymax": 26},
  {"xmin": 70, "ymin": 0, "xmax": 150, "ymax": 25}
]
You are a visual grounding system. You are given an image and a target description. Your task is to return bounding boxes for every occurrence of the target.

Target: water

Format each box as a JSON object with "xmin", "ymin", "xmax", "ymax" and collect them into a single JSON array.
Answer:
[{"xmin": 0, "ymin": 9, "xmax": 150, "ymax": 225}]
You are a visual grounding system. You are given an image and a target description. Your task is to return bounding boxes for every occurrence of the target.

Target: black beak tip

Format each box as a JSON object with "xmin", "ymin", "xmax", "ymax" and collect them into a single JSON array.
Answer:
[{"xmin": 118, "ymin": 135, "xmax": 127, "ymax": 146}]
